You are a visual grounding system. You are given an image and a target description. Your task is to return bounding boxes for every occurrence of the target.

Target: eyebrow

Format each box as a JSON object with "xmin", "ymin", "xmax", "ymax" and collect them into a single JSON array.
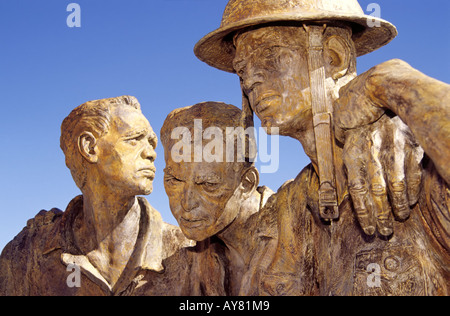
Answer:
[
  {"xmin": 163, "ymin": 168, "xmax": 184, "ymax": 180},
  {"xmin": 195, "ymin": 173, "xmax": 222, "ymax": 183},
  {"xmin": 122, "ymin": 128, "xmax": 148, "ymax": 139},
  {"xmin": 233, "ymin": 58, "xmax": 245, "ymax": 70},
  {"xmin": 149, "ymin": 132, "xmax": 158, "ymax": 148}
]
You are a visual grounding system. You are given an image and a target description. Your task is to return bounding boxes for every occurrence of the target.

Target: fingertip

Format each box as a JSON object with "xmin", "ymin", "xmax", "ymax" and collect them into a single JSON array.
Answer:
[
  {"xmin": 363, "ymin": 226, "xmax": 376, "ymax": 236},
  {"xmin": 395, "ymin": 208, "xmax": 411, "ymax": 221},
  {"xmin": 377, "ymin": 222, "xmax": 394, "ymax": 237}
]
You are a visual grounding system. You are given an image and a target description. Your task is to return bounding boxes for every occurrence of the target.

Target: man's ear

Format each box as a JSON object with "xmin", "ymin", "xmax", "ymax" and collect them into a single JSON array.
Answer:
[
  {"xmin": 324, "ymin": 35, "xmax": 352, "ymax": 81},
  {"xmin": 78, "ymin": 132, "xmax": 99, "ymax": 164},
  {"xmin": 240, "ymin": 166, "xmax": 259, "ymax": 198}
]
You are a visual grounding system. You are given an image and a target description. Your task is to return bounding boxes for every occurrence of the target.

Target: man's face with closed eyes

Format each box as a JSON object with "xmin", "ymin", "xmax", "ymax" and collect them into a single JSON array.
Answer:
[
  {"xmin": 163, "ymin": 156, "xmax": 243, "ymax": 241},
  {"xmin": 233, "ymin": 26, "xmax": 312, "ymax": 135},
  {"xmin": 161, "ymin": 102, "xmax": 256, "ymax": 242}
]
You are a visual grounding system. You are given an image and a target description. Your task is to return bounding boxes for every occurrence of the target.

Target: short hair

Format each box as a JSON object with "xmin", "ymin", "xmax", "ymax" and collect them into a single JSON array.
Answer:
[
  {"xmin": 60, "ymin": 95, "xmax": 141, "ymax": 189},
  {"xmin": 160, "ymin": 101, "xmax": 255, "ymax": 171}
]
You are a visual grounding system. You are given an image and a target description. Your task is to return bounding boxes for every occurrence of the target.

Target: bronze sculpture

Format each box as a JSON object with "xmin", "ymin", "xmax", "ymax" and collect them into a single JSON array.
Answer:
[
  {"xmin": 0, "ymin": 0, "xmax": 448, "ymax": 297},
  {"xmin": 195, "ymin": 0, "xmax": 449, "ymax": 295},
  {"xmin": 158, "ymin": 102, "xmax": 277, "ymax": 295},
  {"xmin": 0, "ymin": 96, "xmax": 193, "ymax": 296}
]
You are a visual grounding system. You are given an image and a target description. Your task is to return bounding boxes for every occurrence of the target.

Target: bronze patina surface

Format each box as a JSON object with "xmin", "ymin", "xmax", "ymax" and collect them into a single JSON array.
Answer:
[
  {"xmin": 194, "ymin": 0, "xmax": 450, "ymax": 295},
  {"xmin": 1, "ymin": 0, "xmax": 448, "ymax": 296}
]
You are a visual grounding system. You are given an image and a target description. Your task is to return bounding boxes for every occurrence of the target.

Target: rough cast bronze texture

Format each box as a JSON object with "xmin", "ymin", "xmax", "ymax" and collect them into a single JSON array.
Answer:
[{"xmin": 1, "ymin": 0, "xmax": 448, "ymax": 296}]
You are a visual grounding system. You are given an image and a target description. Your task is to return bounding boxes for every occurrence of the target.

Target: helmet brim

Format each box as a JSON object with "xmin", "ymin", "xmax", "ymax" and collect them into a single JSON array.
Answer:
[{"xmin": 194, "ymin": 13, "xmax": 397, "ymax": 73}]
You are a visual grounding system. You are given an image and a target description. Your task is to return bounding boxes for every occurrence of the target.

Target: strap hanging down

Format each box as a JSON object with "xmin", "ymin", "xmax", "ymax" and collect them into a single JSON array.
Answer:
[{"xmin": 304, "ymin": 24, "xmax": 339, "ymax": 221}]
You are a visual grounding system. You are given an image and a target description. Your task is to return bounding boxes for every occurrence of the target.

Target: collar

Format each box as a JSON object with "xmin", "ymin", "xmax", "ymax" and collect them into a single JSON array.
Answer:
[{"xmin": 49, "ymin": 195, "xmax": 165, "ymax": 294}]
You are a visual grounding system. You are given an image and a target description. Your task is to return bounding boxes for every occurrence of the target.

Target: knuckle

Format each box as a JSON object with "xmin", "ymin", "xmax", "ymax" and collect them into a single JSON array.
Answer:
[
  {"xmin": 370, "ymin": 183, "xmax": 386, "ymax": 197},
  {"xmin": 407, "ymin": 175, "xmax": 422, "ymax": 188},
  {"xmin": 355, "ymin": 207, "xmax": 370, "ymax": 218},
  {"xmin": 390, "ymin": 180, "xmax": 406, "ymax": 192},
  {"xmin": 349, "ymin": 182, "xmax": 368, "ymax": 196}
]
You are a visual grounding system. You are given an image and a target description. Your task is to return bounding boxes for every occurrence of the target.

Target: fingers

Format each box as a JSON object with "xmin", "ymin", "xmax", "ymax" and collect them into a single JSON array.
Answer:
[
  {"xmin": 405, "ymin": 147, "xmax": 424, "ymax": 206},
  {"xmin": 343, "ymin": 115, "xmax": 424, "ymax": 238},
  {"xmin": 343, "ymin": 129, "xmax": 376, "ymax": 236},
  {"xmin": 384, "ymin": 117, "xmax": 411, "ymax": 221},
  {"xmin": 384, "ymin": 117, "xmax": 424, "ymax": 220},
  {"xmin": 404, "ymin": 130, "xmax": 424, "ymax": 205},
  {"xmin": 349, "ymin": 176, "xmax": 376, "ymax": 236},
  {"xmin": 369, "ymin": 128, "xmax": 394, "ymax": 237}
]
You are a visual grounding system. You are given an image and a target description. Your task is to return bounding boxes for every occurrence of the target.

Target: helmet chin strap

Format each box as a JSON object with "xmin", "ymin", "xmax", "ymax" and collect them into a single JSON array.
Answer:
[{"xmin": 304, "ymin": 24, "xmax": 339, "ymax": 221}]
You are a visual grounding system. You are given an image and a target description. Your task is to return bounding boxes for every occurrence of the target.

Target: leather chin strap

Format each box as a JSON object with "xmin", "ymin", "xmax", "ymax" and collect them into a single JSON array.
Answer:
[{"xmin": 304, "ymin": 24, "xmax": 339, "ymax": 221}]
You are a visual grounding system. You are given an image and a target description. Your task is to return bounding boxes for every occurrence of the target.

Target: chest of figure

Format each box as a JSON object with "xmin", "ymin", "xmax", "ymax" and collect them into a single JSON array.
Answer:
[
  {"xmin": 321, "ymin": 204, "xmax": 443, "ymax": 296},
  {"xmin": 352, "ymin": 244, "xmax": 426, "ymax": 296},
  {"xmin": 38, "ymin": 251, "xmax": 144, "ymax": 296}
]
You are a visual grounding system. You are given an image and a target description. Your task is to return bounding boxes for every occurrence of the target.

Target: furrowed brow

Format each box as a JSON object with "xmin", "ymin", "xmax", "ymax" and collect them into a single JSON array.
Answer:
[
  {"xmin": 233, "ymin": 58, "xmax": 245, "ymax": 72},
  {"xmin": 122, "ymin": 128, "xmax": 148, "ymax": 139},
  {"xmin": 149, "ymin": 132, "xmax": 158, "ymax": 148},
  {"xmin": 195, "ymin": 173, "xmax": 221, "ymax": 183}
]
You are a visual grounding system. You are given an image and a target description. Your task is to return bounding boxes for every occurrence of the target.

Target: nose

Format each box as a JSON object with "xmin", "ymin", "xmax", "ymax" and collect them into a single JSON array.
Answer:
[
  {"xmin": 181, "ymin": 184, "xmax": 199, "ymax": 213},
  {"xmin": 141, "ymin": 142, "xmax": 157, "ymax": 162},
  {"xmin": 242, "ymin": 61, "xmax": 265, "ymax": 94}
]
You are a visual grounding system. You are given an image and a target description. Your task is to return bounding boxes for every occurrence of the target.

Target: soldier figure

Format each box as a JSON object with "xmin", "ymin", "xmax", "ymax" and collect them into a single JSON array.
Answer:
[{"xmin": 195, "ymin": 0, "xmax": 449, "ymax": 295}]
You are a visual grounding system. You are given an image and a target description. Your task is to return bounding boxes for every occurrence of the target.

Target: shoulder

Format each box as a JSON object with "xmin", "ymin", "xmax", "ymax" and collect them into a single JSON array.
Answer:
[
  {"xmin": 26, "ymin": 208, "xmax": 64, "ymax": 232},
  {"xmin": 267, "ymin": 163, "xmax": 318, "ymax": 206},
  {"xmin": 161, "ymin": 222, "xmax": 196, "ymax": 259},
  {"xmin": 2, "ymin": 208, "xmax": 64, "ymax": 258},
  {"xmin": 137, "ymin": 196, "xmax": 195, "ymax": 259},
  {"xmin": 0, "ymin": 207, "xmax": 64, "ymax": 295}
]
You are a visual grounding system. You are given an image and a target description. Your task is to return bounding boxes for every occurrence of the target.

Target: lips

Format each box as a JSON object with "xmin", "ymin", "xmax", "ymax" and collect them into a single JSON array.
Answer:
[
  {"xmin": 254, "ymin": 92, "xmax": 281, "ymax": 114},
  {"xmin": 180, "ymin": 217, "xmax": 205, "ymax": 229},
  {"xmin": 138, "ymin": 167, "xmax": 156, "ymax": 179}
]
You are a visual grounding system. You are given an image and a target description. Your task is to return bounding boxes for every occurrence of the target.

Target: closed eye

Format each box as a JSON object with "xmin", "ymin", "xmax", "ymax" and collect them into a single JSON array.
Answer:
[
  {"xmin": 164, "ymin": 175, "xmax": 184, "ymax": 185},
  {"xmin": 233, "ymin": 60, "xmax": 246, "ymax": 77},
  {"xmin": 200, "ymin": 182, "xmax": 221, "ymax": 192},
  {"xmin": 124, "ymin": 133, "xmax": 146, "ymax": 145}
]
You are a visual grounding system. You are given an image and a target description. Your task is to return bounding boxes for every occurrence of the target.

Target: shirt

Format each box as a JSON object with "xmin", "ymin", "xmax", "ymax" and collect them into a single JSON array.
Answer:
[{"xmin": 0, "ymin": 196, "xmax": 194, "ymax": 296}]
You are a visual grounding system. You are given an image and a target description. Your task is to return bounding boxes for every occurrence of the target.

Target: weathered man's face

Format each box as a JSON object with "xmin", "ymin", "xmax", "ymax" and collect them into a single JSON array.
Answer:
[
  {"xmin": 233, "ymin": 26, "xmax": 312, "ymax": 134},
  {"xmin": 164, "ymin": 155, "xmax": 243, "ymax": 241},
  {"xmin": 96, "ymin": 106, "xmax": 157, "ymax": 196}
]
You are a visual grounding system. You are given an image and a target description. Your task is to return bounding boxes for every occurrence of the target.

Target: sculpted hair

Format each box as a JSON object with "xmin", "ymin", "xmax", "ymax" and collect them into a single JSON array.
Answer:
[
  {"xmin": 60, "ymin": 95, "xmax": 141, "ymax": 189},
  {"xmin": 161, "ymin": 101, "xmax": 255, "ymax": 170}
]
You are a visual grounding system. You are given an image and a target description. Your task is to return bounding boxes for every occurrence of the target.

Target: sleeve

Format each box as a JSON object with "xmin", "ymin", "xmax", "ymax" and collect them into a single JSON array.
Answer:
[
  {"xmin": 420, "ymin": 160, "xmax": 450, "ymax": 253},
  {"xmin": 0, "ymin": 226, "xmax": 32, "ymax": 296}
]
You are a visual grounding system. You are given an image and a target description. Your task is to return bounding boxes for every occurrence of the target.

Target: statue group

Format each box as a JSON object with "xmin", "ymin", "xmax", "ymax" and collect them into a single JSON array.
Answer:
[{"xmin": 1, "ymin": 0, "xmax": 449, "ymax": 296}]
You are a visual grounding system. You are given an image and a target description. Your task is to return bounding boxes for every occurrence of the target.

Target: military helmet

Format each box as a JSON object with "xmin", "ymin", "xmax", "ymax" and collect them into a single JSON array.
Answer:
[{"xmin": 194, "ymin": 0, "xmax": 397, "ymax": 73}]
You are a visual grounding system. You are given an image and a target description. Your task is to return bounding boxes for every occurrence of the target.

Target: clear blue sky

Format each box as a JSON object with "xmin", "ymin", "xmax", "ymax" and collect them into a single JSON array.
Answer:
[{"xmin": 0, "ymin": 0, "xmax": 449, "ymax": 252}]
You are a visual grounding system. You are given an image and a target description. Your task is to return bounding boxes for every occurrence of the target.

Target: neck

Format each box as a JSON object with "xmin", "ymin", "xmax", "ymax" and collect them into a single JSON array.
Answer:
[
  {"xmin": 78, "ymin": 182, "xmax": 142, "ymax": 288},
  {"xmin": 81, "ymin": 182, "xmax": 138, "ymax": 249},
  {"xmin": 289, "ymin": 116, "xmax": 319, "ymax": 172},
  {"xmin": 288, "ymin": 74, "xmax": 355, "ymax": 201}
]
